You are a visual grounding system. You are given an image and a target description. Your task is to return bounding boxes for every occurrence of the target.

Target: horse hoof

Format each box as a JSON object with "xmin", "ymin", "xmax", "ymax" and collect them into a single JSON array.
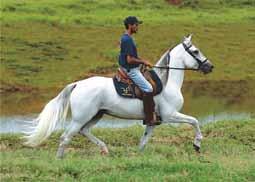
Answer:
[
  {"xmin": 56, "ymin": 155, "xmax": 64, "ymax": 159},
  {"xmin": 139, "ymin": 145, "xmax": 145, "ymax": 152},
  {"xmin": 100, "ymin": 147, "xmax": 109, "ymax": 155},
  {"xmin": 56, "ymin": 153, "xmax": 64, "ymax": 159},
  {"xmin": 56, "ymin": 148, "xmax": 65, "ymax": 159},
  {"xmin": 193, "ymin": 144, "xmax": 200, "ymax": 153}
]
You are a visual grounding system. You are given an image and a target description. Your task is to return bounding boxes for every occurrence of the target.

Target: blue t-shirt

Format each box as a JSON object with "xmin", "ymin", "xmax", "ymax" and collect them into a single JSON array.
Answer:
[{"xmin": 118, "ymin": 34, "xmax": 140, "ymax": 70}]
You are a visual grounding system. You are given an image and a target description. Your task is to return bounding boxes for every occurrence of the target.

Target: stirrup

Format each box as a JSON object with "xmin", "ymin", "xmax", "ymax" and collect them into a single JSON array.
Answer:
[
  {"xmin": 143, "ymin": 120, "xmax": 161, "ymax": 126},
  {"xmin": 143, "ymin": 113, "xmax": 161, "ymax": 126}
]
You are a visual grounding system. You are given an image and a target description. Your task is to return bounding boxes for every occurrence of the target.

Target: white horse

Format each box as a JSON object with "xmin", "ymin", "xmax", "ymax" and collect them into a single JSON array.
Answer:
[{"xmin": 23, "ymin": 35, "xmax": 214, "ymax": 158}]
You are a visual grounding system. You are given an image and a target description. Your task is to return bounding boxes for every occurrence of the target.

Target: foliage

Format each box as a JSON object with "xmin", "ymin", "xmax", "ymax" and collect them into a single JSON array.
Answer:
[
  {"xmin": 0, "ymin": 120, "xmax": 255, "ymax": 181},
  {"xmin": 1, "ymin": 0, "xmax": 255, "ymax": 25},
  {"xmin": 181, "ymin": 0, "xmax": 255, "ymax": 8}
]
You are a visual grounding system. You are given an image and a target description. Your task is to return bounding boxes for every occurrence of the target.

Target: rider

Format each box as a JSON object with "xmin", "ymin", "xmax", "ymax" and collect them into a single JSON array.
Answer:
[{"xmin": 118, "ymin": 16, "xmax": 161, "ymax": 126}]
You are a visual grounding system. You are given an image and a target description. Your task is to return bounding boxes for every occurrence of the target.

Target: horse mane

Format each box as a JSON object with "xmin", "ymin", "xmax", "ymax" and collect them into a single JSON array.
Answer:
[
  {"xmin": 153, "ymin": 48, "xmax": 172, "ymax": 86},
  {"xmin": 153, "ymin": 43, "xmax": 180, "ymax": 86}
]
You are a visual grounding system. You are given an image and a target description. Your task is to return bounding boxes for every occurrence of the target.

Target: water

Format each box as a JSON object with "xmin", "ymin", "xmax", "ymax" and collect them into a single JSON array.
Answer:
[
  {"xmin": 0, "ymin": 112, "xmax": 253, "ymax": 134},
  {"xmin": 0, "ymin": 81, "xmax": 254, "ymax": 133},
  {"xmin": 0, "ymin": 115, "xmax": 142, "ymax": 134}
]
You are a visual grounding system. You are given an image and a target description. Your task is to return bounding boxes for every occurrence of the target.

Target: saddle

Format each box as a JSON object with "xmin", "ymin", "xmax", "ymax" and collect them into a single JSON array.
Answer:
[{"xmin": 113, "ymin": 67, "xmax": 163, "ymax": 99}]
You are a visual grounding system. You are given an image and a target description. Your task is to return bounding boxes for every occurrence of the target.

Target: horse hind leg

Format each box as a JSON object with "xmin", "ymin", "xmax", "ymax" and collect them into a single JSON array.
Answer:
[
  {"xmin": 56, "ymin": 121, "xmax": 84, "ymax": 159},
  {"xmin": 79, "ymin": 111, "xmax": 109, "ymax": 155}
]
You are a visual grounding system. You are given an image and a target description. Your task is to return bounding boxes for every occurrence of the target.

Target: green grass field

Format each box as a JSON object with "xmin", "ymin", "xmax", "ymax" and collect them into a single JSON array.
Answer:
[
  {"xmin": 1, "ymin": 0, "xmax": 255, "ymax": 90},
  {"xmin": 1, "ymin": 120, "xmax": 255, "ymax": 181}
]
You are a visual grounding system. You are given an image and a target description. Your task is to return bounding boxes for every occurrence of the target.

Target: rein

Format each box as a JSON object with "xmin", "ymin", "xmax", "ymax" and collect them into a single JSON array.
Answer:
[{"xmin": 153, "ymin": 66, "xmax": 199, "ymax": 71}]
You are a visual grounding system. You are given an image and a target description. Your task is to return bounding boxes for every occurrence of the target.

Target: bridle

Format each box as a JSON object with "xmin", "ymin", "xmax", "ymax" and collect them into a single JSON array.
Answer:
[
  {"xmin": 182, "ymin": 43, "xmax": 208, "ymax": 69},
  {"xmin": 153, "ymin": 43, "xmax": 208, "ymax": 71}
]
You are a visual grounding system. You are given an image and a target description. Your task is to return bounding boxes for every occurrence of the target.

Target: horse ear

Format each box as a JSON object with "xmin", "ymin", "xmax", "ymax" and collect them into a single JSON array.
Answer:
[
  {"xmin": 187, "ymin": 34, "xmax": 193, "ymax": 41},
  {"xmin": 188, "ymin": 34, "xmax": 193, "ymax": 40},
  {"xmin": 184, "ymin": 34, "xmax": 193, "ymax": 42}
]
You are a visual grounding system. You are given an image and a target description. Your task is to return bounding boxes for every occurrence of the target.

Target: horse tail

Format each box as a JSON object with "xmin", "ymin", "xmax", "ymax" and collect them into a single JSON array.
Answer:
[{"xmin": 23, "ymin": 83, "xmax": 77, "ymax": 147}]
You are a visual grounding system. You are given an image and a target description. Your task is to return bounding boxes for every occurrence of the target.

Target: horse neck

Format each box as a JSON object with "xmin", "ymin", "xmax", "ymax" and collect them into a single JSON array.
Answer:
[
  {"xmin": 167, "ymin": 45, "xmax": 185, "ymax": 90},
  {"xmin": 154, "ymin": 44, "xmax": 185, "ymax": 90},
  {"xmin": 154, "ymin": 51, "xmax": 169, "ymax": 86}
]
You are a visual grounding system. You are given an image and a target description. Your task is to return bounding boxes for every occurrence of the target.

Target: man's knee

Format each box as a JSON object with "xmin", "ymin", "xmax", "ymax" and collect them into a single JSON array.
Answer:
[{"xmin": 143, "ymin": 84, "xmax": 153, "ymax": 93}]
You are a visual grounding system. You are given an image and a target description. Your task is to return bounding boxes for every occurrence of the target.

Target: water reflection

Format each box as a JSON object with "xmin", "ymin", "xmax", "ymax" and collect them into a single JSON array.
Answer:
[
  {"xmin": 0, "ymin": 112, "xmax": 253, "ymax": 133},
  {"xmin": 1, "ymin": 81, "xmax": 254, "ymax": 133},
  {"xmin": 1, "ymin": 81, "xmax": 255, "ymax": 116}
]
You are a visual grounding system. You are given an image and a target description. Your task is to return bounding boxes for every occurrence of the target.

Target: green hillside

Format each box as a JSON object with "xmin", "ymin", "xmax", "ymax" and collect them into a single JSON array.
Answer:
[{"xmin": 1, "ymin": 0, "xmax": 255, "ymax": 90}]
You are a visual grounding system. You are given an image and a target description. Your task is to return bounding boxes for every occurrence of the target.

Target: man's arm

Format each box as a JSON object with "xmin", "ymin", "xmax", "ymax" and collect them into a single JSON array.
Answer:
[{"xmin": 127, "ymin": 55, "xmax": 153, "ymax": 67}]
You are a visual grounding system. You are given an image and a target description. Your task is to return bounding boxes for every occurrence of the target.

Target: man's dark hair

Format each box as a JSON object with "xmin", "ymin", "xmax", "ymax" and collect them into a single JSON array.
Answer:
[
  {"xmin": 124, "ymin": 23, "xmax": 129, "ymax": 30},
  {"xmin": 123, "ymin": 16, "xmax": 142, "ymax": 29}
]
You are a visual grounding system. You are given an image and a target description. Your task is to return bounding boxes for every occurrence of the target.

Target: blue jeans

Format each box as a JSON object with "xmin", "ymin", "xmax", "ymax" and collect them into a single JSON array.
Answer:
[{"xmin": 122, "ymin": 67, "xmax": 153, "ymax": 93}]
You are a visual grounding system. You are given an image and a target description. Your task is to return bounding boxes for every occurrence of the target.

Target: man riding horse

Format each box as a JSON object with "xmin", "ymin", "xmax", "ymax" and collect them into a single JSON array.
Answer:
[
  {"xmin": 23, "ymin": 16, "xmax": 214, "ymax": 157},
  {"xmin": 118, "ymin": 16, "xmax": 161, "ymax": 126}
]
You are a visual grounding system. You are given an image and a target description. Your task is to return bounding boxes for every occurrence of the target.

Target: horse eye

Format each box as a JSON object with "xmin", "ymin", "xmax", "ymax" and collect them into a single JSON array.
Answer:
[{"xmin": 193, "ymin": 50, "xmax": 199, "ymax": 54}]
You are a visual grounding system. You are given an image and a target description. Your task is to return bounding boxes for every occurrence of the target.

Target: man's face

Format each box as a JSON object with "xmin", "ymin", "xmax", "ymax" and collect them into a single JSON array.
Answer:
[{"xmin": 129, "ymin": 23, "xmax": 139, "ymax": 33}]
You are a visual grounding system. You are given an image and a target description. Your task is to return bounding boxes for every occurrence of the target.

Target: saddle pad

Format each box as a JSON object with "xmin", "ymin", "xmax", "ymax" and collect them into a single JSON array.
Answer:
[{"xmin": 113, "ymin": 70, "xmax": 163, "ymax": 99}]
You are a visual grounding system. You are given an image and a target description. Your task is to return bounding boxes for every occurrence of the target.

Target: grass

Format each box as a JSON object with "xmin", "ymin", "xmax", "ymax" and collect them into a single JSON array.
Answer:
[
  {"xmin": 1, "ymin": 0, "xmax": 255, "ymax": 89},
  {"xmin": 1, "ymin": 0, "xmax": 255, "ymax": 25},
  {"xmin": 1, "ymin": 22, "xmax": 254, "ymax": 88},
  {"xmin": 0, "ymin": 120, "xmax": 255, "ymax": 181}
]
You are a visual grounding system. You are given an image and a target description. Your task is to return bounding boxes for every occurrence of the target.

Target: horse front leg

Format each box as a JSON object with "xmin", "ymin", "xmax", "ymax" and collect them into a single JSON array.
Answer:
[
  {"xmin": 139, "ymin": 125, "xmax": 156, "ymax": 151},
  {"xmin": 163, "ymin": 112, "xmax": 203, "ymax": 153}
]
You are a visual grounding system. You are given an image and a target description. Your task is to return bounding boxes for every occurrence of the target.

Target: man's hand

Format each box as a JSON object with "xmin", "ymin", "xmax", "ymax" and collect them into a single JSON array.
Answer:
[
  {"xmin": 127, "ymin": 55, "xmax": 154, "ymax": 67},
  {"xmin": 143, "ymin": 60, "xmax": 154, "ymax": 68}
]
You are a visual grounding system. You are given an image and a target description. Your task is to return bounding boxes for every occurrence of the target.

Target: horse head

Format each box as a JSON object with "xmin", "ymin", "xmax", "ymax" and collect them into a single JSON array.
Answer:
[
  {"xmin": 153, "ymin": 35, "xmax": 214, "ymax": 86},
  {"xmin": 182, "ymin": 34, "xmax": 214, "ymax": 74}
]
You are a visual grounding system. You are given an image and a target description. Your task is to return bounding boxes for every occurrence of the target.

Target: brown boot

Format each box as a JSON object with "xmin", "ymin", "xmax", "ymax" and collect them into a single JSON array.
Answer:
[{"xmin": 143, "ymin": 92, "xmax": 161, "ymax": 126}]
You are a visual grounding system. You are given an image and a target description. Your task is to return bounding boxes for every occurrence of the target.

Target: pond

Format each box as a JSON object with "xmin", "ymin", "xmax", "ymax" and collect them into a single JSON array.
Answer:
[
  {"xmin": 0, "ymin": 80, "xmax": 254, "ymax": 133},
  {"xmin": 0, "ymin": 112, "xmax": 253, "ymax": 134}
]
